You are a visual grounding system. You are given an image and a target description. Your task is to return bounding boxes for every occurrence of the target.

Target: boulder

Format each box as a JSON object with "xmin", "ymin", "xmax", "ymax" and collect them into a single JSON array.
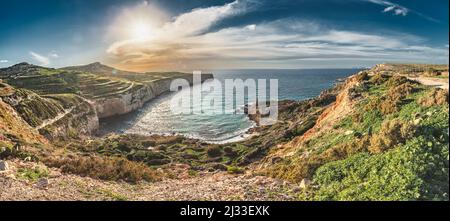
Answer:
[
  {"xmin": 35, "ymin": 178, "xmax": 50, "ymax": 189},
  {"xmin": 0, "ymin": 160, "xmax": 9, "ymax": 171}
]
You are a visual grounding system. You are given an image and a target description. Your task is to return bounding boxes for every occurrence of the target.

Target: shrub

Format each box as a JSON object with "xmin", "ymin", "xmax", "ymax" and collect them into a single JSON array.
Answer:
[
  {"xmin": 17, "ymin": 166, "xmax": 49, "ymax": 182},
  {"xmin": 44, "ymin": 155, "xmax": 160, "ymax": 183},
  {"xmin": 385, "ymin": 75, "xmax": 409, "ymax": 88},
  {"xmin": 354, "ymin": 72, "xmax": 370, "ymax": 82},
  {"xmin": 379, "ymin": 96, "xmax": 401, "ymax": 115},
  {"xmin": 223, "ymin": 146, "xmax": 238, "ymax": 157},
  {"xmin": 206, "ymin": 146, "xmax": 223, "ymax": 158},
  {"xmin": 269, "ymin": 155, "xmax": 327, "ymax": 181},
  {"xmin": 366, "ymin": 82, "xmax": 416, "ymax": 115},
  {"xmin": 368, "ymin": 119, "xmax": 417, "ymax": 153},
  {"xmin": 388, "ymin": 82, "xmax": 416, "ymax": 101},
  {"xmin": 369, "ymin": 73, "xmax": 389, "ymax": 85},
  {"xmin": 419, "ymin": 88, "xmax": 449, "ymax": 107},
  {"xmin": 227, "ymin": 166, "xmax": 245, "ymax": 174}
]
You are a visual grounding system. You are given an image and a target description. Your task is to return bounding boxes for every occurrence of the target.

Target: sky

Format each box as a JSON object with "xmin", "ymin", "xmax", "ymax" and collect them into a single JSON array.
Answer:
[{"xmin": 0, "ymin": 0, "xmax": 448, "ymax": 71}]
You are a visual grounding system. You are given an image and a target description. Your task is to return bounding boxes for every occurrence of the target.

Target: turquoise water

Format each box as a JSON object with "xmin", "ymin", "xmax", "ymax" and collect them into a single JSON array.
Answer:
[{"xmin": 100, "ymin": 69, "xmax": 359, "ymax": 143}]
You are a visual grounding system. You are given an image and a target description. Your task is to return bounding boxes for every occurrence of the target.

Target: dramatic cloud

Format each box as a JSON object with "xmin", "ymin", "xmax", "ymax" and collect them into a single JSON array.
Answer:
[
  {"xmin": 106, "ymin": 1, "xmax": 448, "ymax": 71},
  {"xmin": 29, "ymin": 51, "xmax": 50, "ymax": 65}
]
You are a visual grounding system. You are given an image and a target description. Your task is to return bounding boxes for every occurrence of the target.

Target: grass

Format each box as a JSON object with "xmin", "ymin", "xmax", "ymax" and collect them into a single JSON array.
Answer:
[
  {"xmin": 227, "ymin": 166, "xmax": 245, "ymax": 174},
  {"xmin": 96, "ymin": 188, "xmax": 129, "ymax": 201},
  {"xmin": 17, "ymin": 166, "xmax": 49, "ymax": 182}
]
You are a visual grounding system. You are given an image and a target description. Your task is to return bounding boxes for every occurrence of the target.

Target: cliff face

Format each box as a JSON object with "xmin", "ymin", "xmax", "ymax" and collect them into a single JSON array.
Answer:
[
  {"xmin": 37, "ymin": 95, "xmax": 99, "ymax": 140},
  {"xmin": 94, "ymin": 74, "xmax": 213, "ymax": 118},
  {"xmin": 95, "ymin": 78, "xmax": 173, "ymax": 118}
]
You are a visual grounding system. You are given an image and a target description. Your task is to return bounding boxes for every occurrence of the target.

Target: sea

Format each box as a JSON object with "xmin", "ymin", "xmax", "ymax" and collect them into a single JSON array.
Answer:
[{"xmin": 100, "ymin": 69, "xmax": 361, "ymax": 143}]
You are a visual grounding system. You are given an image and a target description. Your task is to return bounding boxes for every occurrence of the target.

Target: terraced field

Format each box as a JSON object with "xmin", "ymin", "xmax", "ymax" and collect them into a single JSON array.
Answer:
[{"xmin": 0, "ymin": 63, "xmax": 191, "ymax": 100}]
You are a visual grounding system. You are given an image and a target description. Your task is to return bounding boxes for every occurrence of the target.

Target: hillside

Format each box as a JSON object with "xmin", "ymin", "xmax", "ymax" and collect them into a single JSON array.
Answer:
[
  {"xmin": 0, "ymin": 64, "xmax": 448, "ymax": 201},
  {"xmin": 263, "ymin": 67, "xmax": 449, "ymax": 200}
]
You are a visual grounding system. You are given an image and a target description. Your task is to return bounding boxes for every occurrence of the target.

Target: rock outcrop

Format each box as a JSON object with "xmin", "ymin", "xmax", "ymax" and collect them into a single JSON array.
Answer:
[{"xmin": 94, "ymin": 78, "xmax": 175, "ymax": 118}]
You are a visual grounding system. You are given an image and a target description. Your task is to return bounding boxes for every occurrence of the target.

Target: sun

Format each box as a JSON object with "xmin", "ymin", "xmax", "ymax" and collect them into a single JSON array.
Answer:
[{"xmin": 130, "ymin": 21, "xmax": 153, "ymax": 40}]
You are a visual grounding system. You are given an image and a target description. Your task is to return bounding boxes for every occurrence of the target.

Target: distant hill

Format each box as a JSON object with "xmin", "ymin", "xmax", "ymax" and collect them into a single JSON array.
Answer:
[{"xmin": 63, "ymin": 62, "xmax": 139, "ymax": 76}]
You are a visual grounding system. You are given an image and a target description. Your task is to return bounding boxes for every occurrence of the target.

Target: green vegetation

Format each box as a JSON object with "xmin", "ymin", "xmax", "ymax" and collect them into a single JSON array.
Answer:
[
  {"xmin": 227, "ymin": 166, "xmax": 245, "ymax": 174},
  {"xmin": 17, "ymin": 166, "xmax": 49, "ymax": 182}
]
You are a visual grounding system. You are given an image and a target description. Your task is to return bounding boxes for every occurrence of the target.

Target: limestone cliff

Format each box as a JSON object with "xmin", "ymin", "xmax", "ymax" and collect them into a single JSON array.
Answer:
[{"xmin": 94, "ymin": 74, "xmax": 213, "ymax": 118}]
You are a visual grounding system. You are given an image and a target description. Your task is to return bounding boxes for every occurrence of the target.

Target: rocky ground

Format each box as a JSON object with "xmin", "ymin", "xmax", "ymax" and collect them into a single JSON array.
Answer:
[{"xmin": 0, "ymin": 159, "xmax": 298, "ymax": 201}]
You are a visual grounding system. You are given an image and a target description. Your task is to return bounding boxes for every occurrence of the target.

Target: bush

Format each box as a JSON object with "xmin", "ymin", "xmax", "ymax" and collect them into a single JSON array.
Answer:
[
  {"xmin": 368, "ymin": 120, "xmax": 417, "ymax": 153},
  {"xmin": 206, "ymin": 146, "xmax": 223, "ymax": 158},
  {"xmin": 227, "ymin": 166, "xmax": 245, "ymax": 174},
  {"xmin": 385, "ymin": 75, "xmax": 409, "ymax": 88},
  {"xmin": 366, "ymin": 82, "xmax": 416, "ymax": 115},
  {"xmin": 354, "ymin": 72, "xmax": 370, "ymax": 82},
  {"xmin": 419, "ymin": 88, "xmax": 449, "ymax": 107},
  {"xmin": 17, "ymin": 166, "xmax": 49, "ymax": 182},
  {"xmin": 388, "ymin": 82, "xmax": 416, "ymax": 101},
  {"xmin": 369, "ymin": 73, "xmax": 389, "ymax": 85},
  {"xmin": 379, "ymin": 96, "xmax": 402, "ymax": 115},
  {"xmin": 44, "ymin": 155, "xmax": 160, "ymax": 183}
]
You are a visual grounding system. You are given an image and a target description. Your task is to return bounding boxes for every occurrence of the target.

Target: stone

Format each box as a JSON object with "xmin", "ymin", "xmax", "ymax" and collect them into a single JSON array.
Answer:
[
  {"xmin": 0, "ymin": 160, "xmax": 9, "ymax": 171},
  {"xmin": 299, "ymin": 178, "xmax": 312, "ymax": 189},
  {"xmin": 35, "ymin": 178, "xmax": 50, "ymax": 189},
  {"xmin": 211, "ymin": 163, "xmax": 228, "ymax": 171}
]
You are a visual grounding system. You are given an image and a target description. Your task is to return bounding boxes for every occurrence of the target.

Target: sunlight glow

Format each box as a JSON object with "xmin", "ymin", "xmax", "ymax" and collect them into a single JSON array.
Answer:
[{"xmin": 130, "ymin": 21, "xmax": 153, "ymax": 40}]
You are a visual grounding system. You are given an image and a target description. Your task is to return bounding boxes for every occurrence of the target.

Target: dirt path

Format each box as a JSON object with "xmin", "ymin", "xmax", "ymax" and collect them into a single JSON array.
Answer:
[
  {"xmin": 0, "ymin": 160, "xmax": 298, "ymax": 201},
  {"xmin": 35, "ymin": 107, "xmax": 75, "ymax": 130},
  {"xmin": 409, "ymin": 77, "xmax": 449, "ymax": 90}
]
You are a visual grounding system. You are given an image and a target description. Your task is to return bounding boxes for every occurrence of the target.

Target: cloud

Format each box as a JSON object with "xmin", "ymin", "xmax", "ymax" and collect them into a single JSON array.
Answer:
[
  {"xmin": 49, "ymin": 51, "xmax": 59, "ymax": 58},
  {"xmin": 29, "ymin": 51, "xmax": 50, "ymax": 66},
  {"xmin": 367, "ymin": 0, "xmax": 408, "ymax": 16},
  {"xmin": 246, "ymin": 24, "xmax": 257, "ymax": 31},
  {"xmin": 0, "ymin": 60, "xmax": 8, "ymax": 63},
  {"xmin": 106, "ymin": 1, "xmax": 448, "ymax": 71},
  {"xmin": 366, "ymin": 0, "xmax": 440, "ymax": 22}
]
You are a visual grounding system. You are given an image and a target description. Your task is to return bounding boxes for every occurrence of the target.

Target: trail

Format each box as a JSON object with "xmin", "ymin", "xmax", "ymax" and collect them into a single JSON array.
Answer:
[
  {"xmin": 409, "ymin": 77, "xmax": 449, "ymax": 90},
  {"xmin": 0, "ymin": 160, "xmax": 297, "ymax": 201},
  {"xmin": 35, "ymin": 107, "xmax": 75, "ymax": 130}
]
